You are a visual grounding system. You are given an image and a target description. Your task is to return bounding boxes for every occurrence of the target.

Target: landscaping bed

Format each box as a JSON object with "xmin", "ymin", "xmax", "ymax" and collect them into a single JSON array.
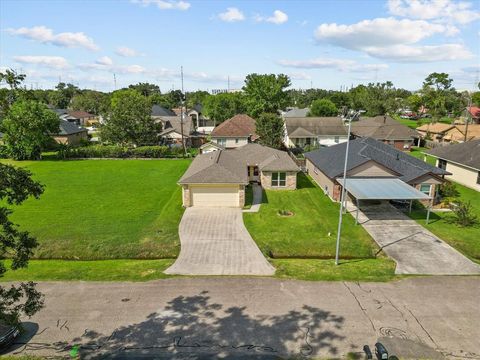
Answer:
[
  {"xmin": 1, "ymin": 159, "xmax": 191, "ymax": 260},
  {"xmin": 243, "ymin": 173, "xmax": 379, "ymax": 259}
]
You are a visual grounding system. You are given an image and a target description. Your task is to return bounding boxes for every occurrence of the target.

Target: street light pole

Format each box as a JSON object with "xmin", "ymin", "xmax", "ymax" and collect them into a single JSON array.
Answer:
[{"xmin": 335, "ymin": 110, "xmax": 361, "ymax": 265}]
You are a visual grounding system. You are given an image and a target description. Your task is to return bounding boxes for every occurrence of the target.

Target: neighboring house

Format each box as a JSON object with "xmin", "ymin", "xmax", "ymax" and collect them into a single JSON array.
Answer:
[
  {"xmin": 426, "ymin": 139, "xmax": 480, "ymax": 192},
  {"xmin": 210, "ymin": 114, "xmax": 258, "ymax": 149},
  {"xmin": 53, "ymin": 109, "xmax": 96, "ymax": 126},
  {"xmin": 284, "ymin": 117, "xmax": 348, "ymax": 148},
  {"xmin": 178, "ymin": 143, "xmax": 300, "ymax": 207},
  {"xmin": 281, "ymin": 107, "xmax": 309, "ymax": 118},
  {"xmin": 416, "ymin": 123, "xmax": 455, "ymax": 143},
  {"xmin": 467, "ymin": 106, "xmax": 480, "ymax": 124},
  {"xmin": 305, "ymin": 137, "xmax": 449, "ymax": 204},
  {"xmin": 351, "ymin": 115, "xmax": 418, "ymax": 150},
  {"xmin": 444, "ymin": 124, "xmax": 480, "ymax": 142},
  {"xmin": 157, "ymin": 116, "xmax": 205, "ymax": 147},
  {"xmin": 151, "ymin": 105, "xmax": 176, "ymax": 117},
  {"xmin": 53, "ymin": 120, "xmax": 89, "ymax": 145},
  {"xmin": 199, "ymin": 142, "xmax": 225, "ymax": 154},
  {"xmin": 188, "ymin": 104, "xmax": 215, "ymax": 134}
]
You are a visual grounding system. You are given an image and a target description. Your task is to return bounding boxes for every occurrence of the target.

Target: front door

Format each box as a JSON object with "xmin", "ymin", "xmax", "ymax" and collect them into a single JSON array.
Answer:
[{"xmin": 249, "ymin": 166, "xmax": 259, "ymax": 182}]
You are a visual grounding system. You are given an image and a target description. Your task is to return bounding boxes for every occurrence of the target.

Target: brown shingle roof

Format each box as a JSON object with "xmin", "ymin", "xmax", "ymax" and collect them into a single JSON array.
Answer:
[
  {"xmin": 211, "ymin": 114, "xmax": 257, "ymax": 139},
  {"xmin": 67, "ymin": 110, "xmax": 94, "ymax": 118},
  {"xmin": 352, "ymin": 115, "xmax": 418, "ymax": 140},
  {"xmin": 178, "ymin": 143, "xmax": 299, "ymax": 184},
  {"xmin": 285, "ymin": 117, "xmax": 347, "ymax": 137},
  {"xmin": 416, "ymin": 123, "xmax": 454, "ymax": 134}
]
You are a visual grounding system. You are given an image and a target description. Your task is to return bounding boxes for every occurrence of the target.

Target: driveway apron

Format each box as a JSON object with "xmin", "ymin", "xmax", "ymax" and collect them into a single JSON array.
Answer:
[{"xmin": 165, "ymin": 207, "xmax": 275, "ymax": 275}]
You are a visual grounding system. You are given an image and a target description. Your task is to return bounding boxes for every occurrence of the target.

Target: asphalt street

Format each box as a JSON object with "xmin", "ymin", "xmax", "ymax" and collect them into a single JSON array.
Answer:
[{"xmin": 5, "ymin": 276, "xmax": 480, "ymax": 359}]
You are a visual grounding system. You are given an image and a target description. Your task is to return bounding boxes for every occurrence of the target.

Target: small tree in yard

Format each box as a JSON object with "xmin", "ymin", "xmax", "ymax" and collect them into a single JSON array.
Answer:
[
  {"xmin": 308, "ymin": 99, "xmax": 338, "ymax": 117},
  {"xmin": 1, "ymin": 100, "xmax": 60, "ymax": 160},
  {"xmin": 450, "ymin": 200, "xmax": 478, "ymax": 227},
  {"xmin": 0, "ymin": 163, "xmax": 45, "ymax": 324},
  {"xmin": 255, "ymin": 113, "xmax": 284, "ymax": 149}
]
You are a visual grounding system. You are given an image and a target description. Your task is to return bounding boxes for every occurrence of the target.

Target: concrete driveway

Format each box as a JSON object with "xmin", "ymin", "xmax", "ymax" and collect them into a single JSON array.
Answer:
[
  {"xmin": 164, "ymin": 207, "xmax": 275, "ymax": 276},
  {"xmin": 348, "ymin": 202, "xmax": 480, "ymax": 275},
  {"xmin": 9, "ymin": 277, "xmax": 480, "ymax": 359}
]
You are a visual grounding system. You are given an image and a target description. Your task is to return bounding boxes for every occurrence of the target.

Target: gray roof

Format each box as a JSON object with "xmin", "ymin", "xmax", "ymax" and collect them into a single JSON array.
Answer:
[
  {"xmin": 285, "ymin": 117, "xmax": 347, "ymax": 137},
  {"xmin": 426, "ymin": 139, "xmax": 480, "ymax": 170},
  {"xmin": 58, "ymin": 120, "xmax": 87, "ymax": 135},
  {"xmin": 351, "ymin": 115, "xmax": 418, "ymax": 140},
  {"xmin": 157, "ymin": 116, "xmax": 193, "ymax": 137},
  {"xmin": 151, "ymin": 105, "xmax": 176, "ymax": 117},
  {"xmin": 282, "ymin": 108, "xmax": 309, "ymax": 118},
  {"xmin": 305, "ymin": 137, "xmax": 448, "ymax": 183},
  {"xmin": 179, "ymin": 143, "xmax": 300, "ymax": 184}
]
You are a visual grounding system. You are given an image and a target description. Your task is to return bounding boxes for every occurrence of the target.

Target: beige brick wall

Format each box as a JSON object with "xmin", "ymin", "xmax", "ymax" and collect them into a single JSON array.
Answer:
[
  {"xmin": 306, "ymin": 159, "xmax": 335, "ymax": 199},
  {"xmin": 182, "ymin": 185, "xmax": 191, "ymax": 207},
  {"xmin": 261, "ymin": 171, "xmax": 297, "ymax": 190}
]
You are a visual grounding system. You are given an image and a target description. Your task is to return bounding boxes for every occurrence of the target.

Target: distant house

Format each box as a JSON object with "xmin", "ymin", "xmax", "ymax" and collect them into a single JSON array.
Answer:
[
  {"xmin": 178, "ymin": 143, "xmax": 300, "ymax": 207},
  {"xmin": 351, "ymin": 115, "xmax": 418, "ymax": 150},
  {"xmin": 467, "ymin": 106, "xmax": 480, "ymax": 124},
  {"xmin": 416, "ymin": 123, "xmax": 456, "ymax": 143},
  {"xmin": 210, "ymin": 114, "xmax": 258, "ymax": 149},
  {"xmin": 426, "ymin": 139, "xmax": 480, "ymax": 192},
  {"xmin": 283, "ymin": 117, "xmax": 348, "ymax": 148},
  {"xmin": 199, "ymin": 142, "xmax": 225, "ymax": 154},
  {"xmin": 305, "ymin": 137, "xmax": 449, "ymax": 204},
  {"xmin": 53, "ymin": 120, "xmax": 88, "ymax": 145},
  {"xmin": 187, "ymin": 104, "xmax": 215, "ymax": 134},
  {"xmin": 444, "ymin": 124, "xmax": 480, "ymax": 142},
  {"xmin": 53, "ymin": 109, "xmax": 96, "ymax": 126},
  {"xmin": 157, "ymin": 116, "xmax": 200, "ymax": 147},
  {"xmin": 151, "ymin": 105, "xmax": 176, "ymax": 117}
]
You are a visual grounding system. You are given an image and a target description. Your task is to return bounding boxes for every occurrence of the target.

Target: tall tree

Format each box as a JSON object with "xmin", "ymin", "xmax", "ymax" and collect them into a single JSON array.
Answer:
[
  {"xmin": 0, "ymin": 163, "xmax": 45, "ymax": 324},
  {"xmin": 203, "ymin": 92, "xmax": 246, "ymax": 124},
  {"xmin": 101, "ymin": 89, "xmax": 162, "ymax": 146},
  {"xmin": 48, "ymin": 82, "xmax": 80, "ymax": 109},
  {"xmin": 308, "ymin": 99, "xmax": 338, "ymax": 117},
  {"xmin": 128, "ymin": 83, "xmax": 161, "ymax": 97},
  {"xmin": 1, "ymin": 101, "xmax": 60, "ymax": 160},
  {"xmin": 0, "ymin": 69, "xmax": 27, "ymax": 116},
  {"xmin": 186, "ymin": 91, "xmax": 210, "ymax": 109},
  {"xmin": 255, "ymin": 113, "xmax": 284, "ymax": 149},
  {"xmin": 421, "ymin": 72, "xmax": 454, "ymax": 120},
  {"xmin": 71, "ymin": 90, "xmax": 110, "ymax": 115},
  {"xmin": 243, "ymin": 74, "xmax": 291, "ymax": 117}
]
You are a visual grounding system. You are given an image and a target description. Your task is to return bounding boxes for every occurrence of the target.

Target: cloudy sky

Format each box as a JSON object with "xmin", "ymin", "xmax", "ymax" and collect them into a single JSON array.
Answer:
[{"xmin": 1, "ymin": 0, "xmax": 479, "ymax": 92}]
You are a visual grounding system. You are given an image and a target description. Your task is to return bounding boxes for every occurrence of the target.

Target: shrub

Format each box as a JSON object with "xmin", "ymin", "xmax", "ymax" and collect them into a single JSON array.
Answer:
[
  {"xmin": 450, "ymin": 200, "xmax": 478, "ymax": 227},
  {"xmin": 59, "ymin": 144, "xmax": 197, "ymax": 159},
  {"xmin": 131, "ymin": 146, "xmax": 169, "ymax": 158},
  {"xmin": 439, "ymin": 182, "xmax": 460, "ymax": 198},
  {"xmin": 0, "ymin": 145, "xmax": 8, "ymax": 159}
]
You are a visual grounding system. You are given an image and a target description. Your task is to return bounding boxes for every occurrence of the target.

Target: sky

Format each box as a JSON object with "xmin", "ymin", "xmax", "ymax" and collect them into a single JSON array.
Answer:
[{"xmin": 1, "ymin": 0, "xmax": 479, "ymax": 92}]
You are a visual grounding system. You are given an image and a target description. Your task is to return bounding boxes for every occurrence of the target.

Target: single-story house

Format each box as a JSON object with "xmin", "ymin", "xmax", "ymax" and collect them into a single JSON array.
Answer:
[
  {"xmin": 305, "ymin": 137, "xmax": 449, "ymax": 205},
  {"xmin": 53, "ymin": 109, "xmax": 96, "ymax": 126},
  {"xmin": 178, "ymin": 143, "xmax": 300, "ymax": 207},
  {"xmin": 467, "ymin": 106, "xmax": 480, "ymax": 124},
  {"xmin": 416, "ymin": 123, "xmax": 456, "ymax": 143},
  {"xmin": 283, "ymin": 117, "xmax": 348, "ymax": 148},
  {"xmin": 426, "ymin": 139, "xmax": 480, "ymax": 192},
  {"xmin": 156, "ymin": 116, "xmax": 206, "ymax": 147},
  {"xmin": 351, "ymin": 115, "xmax": 418, "ymax": 150},
  {"xmin": 53, "ymin": 120, "xmax": 89, "ymax": 145},
  {"xmin": 210, "ymin": 114, "xmax": 258, "ymax": 149}
]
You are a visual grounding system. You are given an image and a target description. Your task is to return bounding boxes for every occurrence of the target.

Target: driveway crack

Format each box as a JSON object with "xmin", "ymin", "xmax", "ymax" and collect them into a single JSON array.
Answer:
[{"xmin": 343, "ymin": 282, "xmax": 376, "ymax": 333}]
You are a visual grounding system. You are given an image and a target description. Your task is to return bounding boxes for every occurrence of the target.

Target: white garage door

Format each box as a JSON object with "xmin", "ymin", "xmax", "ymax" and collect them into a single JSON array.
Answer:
[{"xmin": 191, "ymin": 186, "xmax": 239, "ymax": 207}]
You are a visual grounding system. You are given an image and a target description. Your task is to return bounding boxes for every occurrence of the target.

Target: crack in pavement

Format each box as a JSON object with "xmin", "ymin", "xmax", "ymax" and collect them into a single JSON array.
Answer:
[
  {"xmin": 404, "ymin": 306, "xmax": 438, "ymax": 349},
  {"xmin": 342, "ymin": 282, "xmax": 376, "ymax": 333}
]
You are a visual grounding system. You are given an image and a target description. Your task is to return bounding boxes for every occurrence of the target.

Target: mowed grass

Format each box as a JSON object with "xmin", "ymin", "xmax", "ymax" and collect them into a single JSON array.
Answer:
[
  {"xmin": 409, "ymin": 182, "xmax": 480, "ymax": 261},
  {"xmin": 2, "ymin": 159, "xmax": 190, "ymax": 260},
  {"xmin": 0, "ymin": 259, "xmax": 173, "ymax": 281},
  {"xmin": 408, "ymin": 146, "xmax": 436, "ymax": 166},
  {"xmin": 244, "ymin": 174, "xmax": 378, "ymax": 259}
]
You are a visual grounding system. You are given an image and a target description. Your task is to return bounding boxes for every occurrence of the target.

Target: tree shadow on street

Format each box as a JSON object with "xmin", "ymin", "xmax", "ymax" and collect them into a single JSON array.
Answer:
[{"xmin": 72, "ymin": 291, "xmax": 345, "ymax": 359}]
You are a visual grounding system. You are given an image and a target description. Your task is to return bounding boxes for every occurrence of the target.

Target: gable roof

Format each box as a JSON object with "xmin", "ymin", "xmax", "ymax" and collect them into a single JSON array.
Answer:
[
  {"xmin": 426, "ymin": 139, "xmax": 480, "ymax": 170},
  {"xmin": 468, "ymin": 106, "xmax": 480, "ymax": 119},
  {"xmin": 416, "ymin": 123, "xmax": 454, "ymax": 134},
  {"xmin": 200, "ymin": 142, "xmax": 225, "ymax": 151},
  {"xmin": 157, "ymin": 116, "xmax": 193, "ymax": 137},
  {"xmin": 67, "ymin": 110, "xmax": 94, "ymax": 118},
  {"xmin": 285, "ymin": 117, "xmax": 347, "ymax": 137},
  {"xmin": 57, "ymin": 120, "xmax": 88, "ymax": 135},
  {"xmin": 151, "ymin": 105, "xmax": 176, "ymax": 117},
  {"xmin": 305, "ymin": 137, "xmax": 448, "ymax": 183},
  {"xmin": 352, "ymin": 115, "xmax": 418, "ymax": 140},
  {"xmin": 179, "ymin": 143, "xmax": 299, "ymax": 184},
  {"xmin": 210, "ymin": 114, "xmax": 257, "ymax": 139}
]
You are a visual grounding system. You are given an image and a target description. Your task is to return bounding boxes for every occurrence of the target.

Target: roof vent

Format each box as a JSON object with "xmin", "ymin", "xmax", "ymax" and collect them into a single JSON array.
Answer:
[
  {"xmin": 383, "ymin": 115, "xmax": 387, "ymax": 124},
  {"xmin": 396, "ymin": 153, "xmax": 400, "ymax": 160}
]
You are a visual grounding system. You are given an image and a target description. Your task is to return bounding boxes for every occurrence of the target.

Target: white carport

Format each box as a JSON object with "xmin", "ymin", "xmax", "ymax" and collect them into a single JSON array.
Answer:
[{"xmin": 337, "ymin": 178, "xmax": 432, "ymax": 224}]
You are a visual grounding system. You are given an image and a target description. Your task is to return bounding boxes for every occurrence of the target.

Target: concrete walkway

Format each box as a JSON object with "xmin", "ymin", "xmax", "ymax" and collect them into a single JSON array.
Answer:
[
  {"xmin": 11, "ymin": 277, "xmax": 480, "ymax": 359},
  {"xmin": 243, "ymin": 183, "xmax": 262, "ymax": 213},
  {"xmin": 164, "ymin": 207, "xmax": 275, "ymax": 276},
  {"xmin": 346, "ymin": 202, "xmax": 480, "ymax": 275}
]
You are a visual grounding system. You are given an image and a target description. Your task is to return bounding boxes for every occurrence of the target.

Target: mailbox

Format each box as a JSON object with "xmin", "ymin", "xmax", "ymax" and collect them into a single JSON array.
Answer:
[{"xmin": 375, "ymin": 342, "xmax": 389, "ymax": 360}]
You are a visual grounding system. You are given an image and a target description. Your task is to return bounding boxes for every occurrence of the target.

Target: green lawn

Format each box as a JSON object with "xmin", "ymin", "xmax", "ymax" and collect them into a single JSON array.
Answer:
[
  {"xmin": 409, "ymin": 183, "xmax": 480, "ymax": 261},
  {"xmin": 2, "ymin": 159, "xmax": 191, "ymax": 260},
  {"xmin": 409, "ymin": 146, "xmax": 436, "ymax": 166},
  {"xmin": 244, "ymin": 173, "xmax": 378, "ymax": 259},
  {"xmin": 0, "ymin": 259, "xmax": 173, "ymax": 281},
  {"xmin": 391, "ymin": 114, "xmax": 454, "ymax": 130}
]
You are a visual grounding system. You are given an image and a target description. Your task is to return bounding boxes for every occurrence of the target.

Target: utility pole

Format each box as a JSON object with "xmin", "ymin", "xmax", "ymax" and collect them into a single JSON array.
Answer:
[
  {"xmin": 180, "ymin": 66, "xmax": 187, "ymax": 157},
  {"xmin": 335, "ymin": 110, "xmax": 363, "ymax": 265},
  {"xmin": 465, "ymin": 93, "xmax": 472, "ymax": 142},
  {"xmin": 113, "ymin": 73, "xmax": 117, "ymax": 90},
  {"xmin": 227, "ymin": 76, "xmax": 230, "ymax": 92}
]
